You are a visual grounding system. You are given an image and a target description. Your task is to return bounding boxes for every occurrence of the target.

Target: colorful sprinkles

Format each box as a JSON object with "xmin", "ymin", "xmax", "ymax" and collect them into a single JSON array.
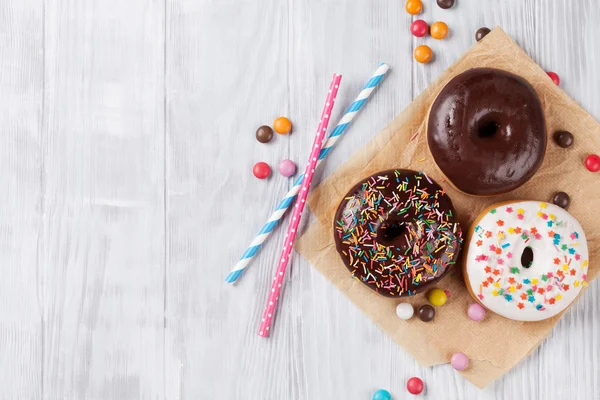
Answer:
[
  {"xmin": 333, "ymin": 169, "xmax": 462, "ymax": 297},
  {"xmin": 466, "ymin": 201, "xmax": 589, "ymax": 321}
]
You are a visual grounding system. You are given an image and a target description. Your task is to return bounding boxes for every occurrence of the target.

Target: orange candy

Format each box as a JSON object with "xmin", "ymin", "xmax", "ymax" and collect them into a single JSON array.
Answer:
[
  {"xmin": 405, "ymin": 0, "xmax": 422, "ymax": 15},
  {"xmin": 414, "ymin": 45, "xmax": 433, "ymax": 63},
  {"xmin": 273, "ymin": 117, "xmax": 292, "ymax": 134},
  {"xmin": 430, "ymin": 21, "xmax": 449, "ymax": 39}
]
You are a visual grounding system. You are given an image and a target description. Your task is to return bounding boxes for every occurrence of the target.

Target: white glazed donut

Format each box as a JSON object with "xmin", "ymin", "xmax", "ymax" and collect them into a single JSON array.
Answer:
[{"xmin": 464, "ymin": 201, "xmax": 589, "ymax": 321}]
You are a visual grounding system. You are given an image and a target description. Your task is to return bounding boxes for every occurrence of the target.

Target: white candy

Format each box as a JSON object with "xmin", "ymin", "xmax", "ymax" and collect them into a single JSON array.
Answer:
[{"xmin": 396, "ymin": 303, "xmax": 415, "ymax": 320}]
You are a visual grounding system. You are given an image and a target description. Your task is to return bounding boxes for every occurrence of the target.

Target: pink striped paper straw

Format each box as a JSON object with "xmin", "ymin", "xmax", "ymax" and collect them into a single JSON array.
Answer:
[{"xmin": 258, "ymin": 73, "xmax": 342, "ymax": 337}]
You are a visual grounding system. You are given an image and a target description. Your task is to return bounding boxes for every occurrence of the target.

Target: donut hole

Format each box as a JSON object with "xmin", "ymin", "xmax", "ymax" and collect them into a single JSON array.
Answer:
[
  {"xmin": 378, "ymin": 220, "xmax": 407, "ymax": 244},
  {"xmin": 520, "ymin": 246, "xmax": 534, "ymax": 269},
  {"xmin": 478, "ymin": 120, "xmax": 500, "ymax": 138}
]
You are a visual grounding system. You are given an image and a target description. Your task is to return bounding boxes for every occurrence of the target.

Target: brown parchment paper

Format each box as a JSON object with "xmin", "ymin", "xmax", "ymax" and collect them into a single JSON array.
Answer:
[{"xmin": 295, "ymin": 28, "xmax": 600, "ymax": 388}]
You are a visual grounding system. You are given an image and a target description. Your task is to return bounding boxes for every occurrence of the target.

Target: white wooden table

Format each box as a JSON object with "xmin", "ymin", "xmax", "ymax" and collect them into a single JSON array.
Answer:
[{"xmin": 1, "ymin": 0, "xmax": 599, "ymax": 399}]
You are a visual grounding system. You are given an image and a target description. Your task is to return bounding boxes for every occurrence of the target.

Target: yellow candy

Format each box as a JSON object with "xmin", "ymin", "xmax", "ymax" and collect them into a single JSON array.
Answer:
[{"xmin": 428, "ymin": 288, "xmax": 447, "ymax": 306}]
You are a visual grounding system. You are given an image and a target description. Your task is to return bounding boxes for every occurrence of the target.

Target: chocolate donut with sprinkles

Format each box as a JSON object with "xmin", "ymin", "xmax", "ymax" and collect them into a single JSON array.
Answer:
[{"xmin": 333, "ymin": 169, "xmax": 463, "ymax": 297}]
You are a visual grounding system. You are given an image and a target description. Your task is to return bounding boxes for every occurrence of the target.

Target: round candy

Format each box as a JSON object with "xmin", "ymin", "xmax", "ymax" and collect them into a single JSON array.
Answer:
[
  {"xmin": 406, "ymin": 377, "xmax": 424, "ymax": 395},
  {"xmin": 253, "ymin": 162, "xmax": 271, "ymax": 179},
  {"xmin": 396, "ymin": 303, "xmax": 415, "ymax": 320},
  {"xmin": 417, "ymin": 304, "xmax": 435, "ymax": 322},
  {"xmin": 273, "ymin": 117, "xmax": 292, "ymax": 134},
  {"xmin": 467, "ymin": 303, "xmax": 486, "ymax": 321},
  {"xmin": 414, "ymin": 45, "xmax": 433, "ymax": 64},
  {"xmin": 428, "ymin": 288, "xmax": 447, "ymax": 306},
  {"xmin": 278, "ymin": 159, "xmax": 297, "ymax": 177},
  {"xmin": 436, "ymin": 0, "xmax": 455, "ymax": 9},
  {"xmin": 547, "ymin": 71, "xmax": 560, "ymax": 86},
  {"xmin": 405, "ymin": 0, "xmax": 423, "ymax": 15},
  {"xmin": 256, "ymin": 125, "xmax": 274, "ymax": 143},
  {"xmin": 585, "ymin": 154, "xmax": 600, "ymax": 172},
  {"xmin": 410, "ymin": 20, "xmax": 429, "ymax": 37},
  {"xmin": 553, "ymin": 130, "xmax": 574, "ymax": 148},
  {"xmin": 450, "ymin": 352, "xmax": 469, "ymax": 371},
  {"xmin": 552, "ymin": 191, "xmax": 570, "ymax": 209},
  {"xmin": 475, "ymin": 27, "xmax": 491, "ymax": 42},
  {"xmin": 372, "ymin": 389, "xmax": 392, "ymax": 400},
  {"xmin": 430, "ymin": 22, "xmax": 449, "ymax": 40}
]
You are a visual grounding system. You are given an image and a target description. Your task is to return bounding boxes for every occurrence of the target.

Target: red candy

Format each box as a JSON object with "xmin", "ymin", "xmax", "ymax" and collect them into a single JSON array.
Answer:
[
  {"xmin": 585, "ymin": 154, "xmax": 600, "ymax": 172},
  {"xmin": 253, "ymin": 162, "xmax": 271, "ymax": 179},
  {"xmin": 407, "ymin": 377, "xmax": 424, "ymax": 395},
  {"xmin": 410, "ymin": 20, "xmax": 429, "ymax": 37},
  {"xmin": 547, "ymin": 71, "xmax": 560, "ymax": 86}
]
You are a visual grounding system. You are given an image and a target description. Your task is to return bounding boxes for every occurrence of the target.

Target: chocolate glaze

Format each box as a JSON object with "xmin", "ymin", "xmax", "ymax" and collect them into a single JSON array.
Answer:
[
  {"xmin": 427, "ymin": 68, "xmax": 547, "ymax": 196},
  {"xmin": 333, "ymin": 169, "xmax": 462, "ymax": 298}
]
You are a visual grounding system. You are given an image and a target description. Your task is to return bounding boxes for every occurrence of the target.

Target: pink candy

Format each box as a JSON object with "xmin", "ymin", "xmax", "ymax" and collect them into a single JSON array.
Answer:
[
  {"xmin": 411, "ymin": 20, "xmax": 429, "ymax": 37},
  {"xmin": 278, "ymin": 159, "xmax": 297, "ymax": 177},
  {"xmin": 467, "ymin": 303, "xmax": 486, "ymax": 321},
  {"xmin": 450, "ymin": 352, "xmax": 469, "ymax": 371}
]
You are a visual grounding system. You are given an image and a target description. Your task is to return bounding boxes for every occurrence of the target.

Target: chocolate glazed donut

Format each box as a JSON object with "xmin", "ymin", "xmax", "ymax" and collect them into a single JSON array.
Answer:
[
  {"xmin": 427, "ymin": 68, "xmax": 547, "ymax": 196},
  {"xmin": 333, "ymin": 169, "xmax": 462, "ymax": 298}
]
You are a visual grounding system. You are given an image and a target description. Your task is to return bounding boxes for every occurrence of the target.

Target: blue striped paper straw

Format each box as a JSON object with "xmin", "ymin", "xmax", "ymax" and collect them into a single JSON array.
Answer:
[{"xmin": 226, "ymin": 63, "xmax": 390, "ymax": 284}]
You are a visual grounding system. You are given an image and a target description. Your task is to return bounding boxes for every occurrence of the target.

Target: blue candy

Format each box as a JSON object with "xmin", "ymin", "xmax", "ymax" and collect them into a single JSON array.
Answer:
[{"xmin": 373, "ymin": 389, "xmax": 392, "ymax": 400}]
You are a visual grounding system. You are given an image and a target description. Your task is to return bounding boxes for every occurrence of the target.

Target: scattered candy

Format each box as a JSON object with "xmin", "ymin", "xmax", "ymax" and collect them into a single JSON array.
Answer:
[
  {"xmin": 253, "ymin": 162, "xmax": 271, "ymax": 179},
  {"xmin": 436, "ymin": 0, "xmax": 454, "ymax": 9},
  {"xmin": 553, "ymin": 130, "xmax": 574, "ymax": 148},
  {"xmin": 396, "ymin": 303, "xmax": 415, "ymax": 320},
  {"xmin": 585, "ymin": 154, "xmax": 600, "ymax": 172},
  {"xmin": 372, "ymin": 389, "xmax": 392, "ymax": 400},
  {"xmin": 406, "ymin": 377, "xmax": 424, "ymax": 395},
  {"xmin": 430, "ymin": 22, "xmax": 449, "ymax": 40},
  {"xmin": 547, "ymin": 71, "xmax": 560, "ymax": 86},
  {"xmin": 278, "ymin": 159, "xmax": 297, "ymax": 177},
  {"xmin": 475, "ymin": 27, "xmax": 491, "ymax": 42},
  {"xmin": 450, "ymin": 352, "xmax": 469, "ymax": 371},
  {"xmin": 417, "ymin": 304, "xmax": 435, "ymax": 321},
  {"xmin": 414, "ymin": 45, "xmax": 433, "ymax": 64},
  {"xmin": 405, "ymin": 0, "xmax": 423, "ymax": 15},
  {"xmin": 273, "ymin": 117, "xmax": 292, "ymax": 134},
  {"xmin": 256, "ymin": 125, "xmax": 274, "ymax": 143},
  {"xmin": 428, "ymin": 288, "xmax": 447, "ymax": 306},
  {"xmin": 410, "ymin": 20, "xmax": 429, "ymax": 38},
  {"xmin": 552, "ymin": 191, "xmax": 570, "ymax": 209},
  {"xmin": 467, "ymin": 303, "xmax": 486, "ymax": 321}
]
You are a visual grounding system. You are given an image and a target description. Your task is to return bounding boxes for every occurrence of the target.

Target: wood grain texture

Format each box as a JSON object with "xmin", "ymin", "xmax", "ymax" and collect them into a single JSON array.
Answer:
[
  {"xmin": 42, "ymin": 0, "xmax": 165, "ymax": 398},
  {"xmin": 0, "ymin": 0, "xmax": 598, "ymax": 399},
  {"xmin": 0, "ymin": 1, "xmax": 43, "ymax": 398}
]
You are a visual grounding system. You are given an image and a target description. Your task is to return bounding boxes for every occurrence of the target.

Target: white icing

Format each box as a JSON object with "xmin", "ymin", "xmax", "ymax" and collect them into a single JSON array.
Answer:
[{"xmin": 465, "ymin": 201, "xmax": 588, "ymax": 321}]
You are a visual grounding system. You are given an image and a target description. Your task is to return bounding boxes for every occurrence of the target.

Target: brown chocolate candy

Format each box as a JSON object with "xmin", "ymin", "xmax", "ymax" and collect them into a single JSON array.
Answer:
[
  {"xmin": 475, "ymin": 27, "xmax": 491, "ymax": 42},
  {"xmin": 418, "ymin": 304, "xmax": 435, "ymax": 322},
  {"xmin": 553, "ymin": 130, "xmax": 574, "ymax": 148},
  {"xmin": 552, "ymin": 192, "xmax": 570, "ymax": 209},
  {"xmin": 256, "ymin": 125, "xmax": 274, "ymax": 143},
  {"xmin": 436, "ymin": 0, "xmax": 455, "ymax": 9}
]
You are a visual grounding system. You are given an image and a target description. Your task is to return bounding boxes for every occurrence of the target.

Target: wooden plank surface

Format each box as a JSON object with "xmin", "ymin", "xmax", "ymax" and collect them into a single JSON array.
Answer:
[
  {"xmin": 0, "ymin": 0, "xmax": 599, "ymax": 399},
  {"xmin": 41, "ymin": 0, "xmax": 165, "ymax": 398},
  {"xmin": 0, "ymin": 1, "xmax": 43, "ymax": 398}
]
